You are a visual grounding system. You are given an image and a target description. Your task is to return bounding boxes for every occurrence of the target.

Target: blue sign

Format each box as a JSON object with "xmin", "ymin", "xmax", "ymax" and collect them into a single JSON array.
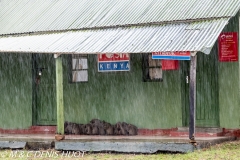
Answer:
[
  {"xmin": 98, "ymin": 61, "xmax": 130, "ymax": 72},
  {"xmin": 152, "ymin": 55, "xmax": 190, "ymax": 60},
  {"xmin": 152, "ymin": 51, "xmax": 191, "ymax": 60}
]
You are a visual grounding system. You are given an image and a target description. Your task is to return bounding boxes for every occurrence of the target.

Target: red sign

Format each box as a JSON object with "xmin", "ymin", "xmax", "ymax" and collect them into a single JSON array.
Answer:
[
  {"xmin": 162, "ymin": 60, "xmax": 179, "ymax": 70},
  {"xmin": 98, "ymin": 53, "xmax": 129, "ymax": 61},
  {"xmin": 218, "ymin": 32, "xmax": 238, "ymax": 62}
]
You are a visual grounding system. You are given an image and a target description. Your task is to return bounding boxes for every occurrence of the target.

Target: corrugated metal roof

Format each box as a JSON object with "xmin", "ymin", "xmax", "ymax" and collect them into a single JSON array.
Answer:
[
  {"xmin": 0, "ymin": 18, "xmax": 229, "ymax": 54},
  {"xmin": 0, "ymin": 0, "xmax": 239, "ymax": 35}
]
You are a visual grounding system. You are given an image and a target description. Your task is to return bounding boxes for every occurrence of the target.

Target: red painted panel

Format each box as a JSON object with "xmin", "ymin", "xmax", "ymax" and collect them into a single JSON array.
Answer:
[{"xmin": 162, "ymin": 60, "xmax": 179, "ymax": 70}]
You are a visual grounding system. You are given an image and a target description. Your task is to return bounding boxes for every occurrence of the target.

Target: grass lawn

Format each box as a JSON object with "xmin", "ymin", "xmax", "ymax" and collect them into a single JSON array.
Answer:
[{"xmin": 0, "ymin": 140, "xmax": 240, "ymax": 159}]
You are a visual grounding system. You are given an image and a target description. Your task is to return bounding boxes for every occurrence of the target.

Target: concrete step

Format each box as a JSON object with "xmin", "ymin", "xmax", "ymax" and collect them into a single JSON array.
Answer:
[{"xmin": 0, "ymin": 134, "xmax": 236, "ymax": 153}]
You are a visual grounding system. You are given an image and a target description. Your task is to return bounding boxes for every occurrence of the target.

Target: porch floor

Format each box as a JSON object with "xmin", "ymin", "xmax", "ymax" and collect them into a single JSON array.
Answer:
[{"xmin": 0, "ymin": 134, "xmax": 236, "ymax": 153}]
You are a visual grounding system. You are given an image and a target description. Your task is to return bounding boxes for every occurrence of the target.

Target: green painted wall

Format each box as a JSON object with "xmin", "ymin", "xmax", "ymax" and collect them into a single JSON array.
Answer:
[
  {"xmin": 62, "ymin": 54, "xmax": 182, "ymax": 129},
  {"xmin": 0, "ymin": 53, "xmax": 32, "ymax": 129},
  {"xmin": 219, "ymin": 13, "xmax": 240, "ymax": 128}
]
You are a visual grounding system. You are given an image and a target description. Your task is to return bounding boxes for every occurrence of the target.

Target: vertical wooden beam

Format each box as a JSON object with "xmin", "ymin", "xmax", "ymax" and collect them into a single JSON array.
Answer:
[
  {"xmin": 189, "ymin": 54, "xmax": 197, "ymax": 142},
  {"xmin": 32, "ymin": 54, "xmax": 37, "ymax": 125},
  {"xmin": 55, "ymin": 54, "xmax": 65, "ymax": 138}
]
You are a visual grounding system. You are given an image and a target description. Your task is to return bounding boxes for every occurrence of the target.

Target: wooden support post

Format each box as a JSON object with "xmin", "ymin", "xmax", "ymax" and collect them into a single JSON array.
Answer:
[
  {"xmin": 55, "ymin": 55, "xmax": 65, "ymax": 140},
  {"xmin": 189, "ymin": 54, "xmax": 197, "ymax": 142}
]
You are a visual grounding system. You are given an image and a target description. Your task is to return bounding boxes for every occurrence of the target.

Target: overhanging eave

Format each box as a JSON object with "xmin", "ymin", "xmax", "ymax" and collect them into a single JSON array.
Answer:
[{"xmin": 0, "ymin": 18, "xmax": 229, "ymax": 55}]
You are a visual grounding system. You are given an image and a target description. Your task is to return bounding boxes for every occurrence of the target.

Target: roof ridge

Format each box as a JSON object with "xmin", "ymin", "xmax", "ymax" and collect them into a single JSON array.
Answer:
[{"xmin": 0, "ymin": 17, "xmax": 231, "ymax": 37}]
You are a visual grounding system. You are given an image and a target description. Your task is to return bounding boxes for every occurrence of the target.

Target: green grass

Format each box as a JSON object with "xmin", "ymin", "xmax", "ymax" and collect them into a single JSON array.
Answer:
[{"xmin": 1, "ymin": 140, "xmax": 240, "ymax": 160}]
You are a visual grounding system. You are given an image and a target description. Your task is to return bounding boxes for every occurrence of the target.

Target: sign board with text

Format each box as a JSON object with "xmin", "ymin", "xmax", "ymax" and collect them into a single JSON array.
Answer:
[
  {"xmin": 218, "ymin": 32, "xmax": 238, "ymax": 62},
  {"xmin": 98, "ymin": 53, "xmax": 130, "ymax": 72},
  {"xmin": 152, "ymin": 51, "xmax": 190, "ymax": 60}
]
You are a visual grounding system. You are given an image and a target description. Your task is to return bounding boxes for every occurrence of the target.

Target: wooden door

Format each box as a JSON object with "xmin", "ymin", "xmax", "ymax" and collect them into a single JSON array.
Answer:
[
  {"xmin": 195, "ymin": 52, "xmax": 219, "ymax": 127},
  {"xmin": 182, "ymin": 51, "xmax": 219, "ymax": 127},
  {"xmin": 181, "ymin": 60, "xmax": 190, "ymax": 127},
  {"xmin": 35, "ymin": 54, "xmax": 56, "ymax": 125}
]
